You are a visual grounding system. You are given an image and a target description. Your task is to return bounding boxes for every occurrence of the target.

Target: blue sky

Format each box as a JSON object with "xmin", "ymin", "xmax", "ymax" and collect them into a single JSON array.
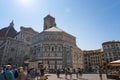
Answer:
[{"xmin": 0, "ymin": 0, "xmax": 120, "ymax": 50}]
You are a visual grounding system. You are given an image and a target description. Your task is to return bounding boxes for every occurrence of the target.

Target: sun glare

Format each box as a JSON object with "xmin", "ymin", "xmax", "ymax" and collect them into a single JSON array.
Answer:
[{"xmin": 18, "ymin": 0, "xmax": 36, "ymax": 7}]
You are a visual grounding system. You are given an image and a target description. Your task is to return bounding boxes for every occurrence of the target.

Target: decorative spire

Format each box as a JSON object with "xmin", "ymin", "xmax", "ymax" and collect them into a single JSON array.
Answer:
[{"xmin": 9, "ymin": 20, "xmax": 14, "ymax": 27}]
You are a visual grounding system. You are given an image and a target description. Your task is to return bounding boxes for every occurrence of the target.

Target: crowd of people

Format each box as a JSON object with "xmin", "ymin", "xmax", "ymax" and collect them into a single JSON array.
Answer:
[
  {"xmin": 0, "ymin": 64, "xmax": 84, "ymax": 80},
  {"xmin": 56, "ymin": 67, "xmax": 83, "ymax": 79},
  {"xmin": 0, "ymin": 65, "xmax": 46, "ymax": 80}
]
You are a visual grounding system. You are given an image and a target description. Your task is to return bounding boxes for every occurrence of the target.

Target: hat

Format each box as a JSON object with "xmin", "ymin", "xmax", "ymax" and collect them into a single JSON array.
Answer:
[
  {"xmin": 6, "ymin": 65, "xmax": 11, "ymax": 67},
  {"xmin": 19, "ymin": 67, "xmax": 23, "ymax": 69}
]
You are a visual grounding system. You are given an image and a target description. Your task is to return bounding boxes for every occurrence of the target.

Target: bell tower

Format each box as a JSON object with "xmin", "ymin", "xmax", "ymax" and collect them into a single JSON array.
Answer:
[{"xmin": 43, "ymin": 14, "xmax": 56, "ymax": 30}]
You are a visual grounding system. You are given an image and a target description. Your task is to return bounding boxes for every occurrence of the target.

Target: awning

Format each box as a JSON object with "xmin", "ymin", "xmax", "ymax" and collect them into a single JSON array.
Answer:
[
  {"xmin": 107, "ymin": 60, "xmax": 120, "ymax": 66},
  {"xmin": 110, "ymin": 60, "xmax": 120, "ymax": 64}
]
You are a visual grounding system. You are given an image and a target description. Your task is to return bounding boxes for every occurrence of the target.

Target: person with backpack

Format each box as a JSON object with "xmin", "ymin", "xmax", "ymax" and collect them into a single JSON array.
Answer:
[
  {"xmin": 29, "ymin": 68, "xmax": 37, "ymax": 80},
  {"xmin": 1, "ymin": 65, "xmax": 15, "ymax": 80},
  {"xmin": 11, "ymin": 65, "xmax": 19, "ymax": 80}
]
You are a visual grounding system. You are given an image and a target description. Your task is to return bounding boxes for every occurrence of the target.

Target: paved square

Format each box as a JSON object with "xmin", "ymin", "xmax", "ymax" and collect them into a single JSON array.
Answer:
[{"xmin": 36, "ymin": 74, "xmax": 114, "ymax": 80}]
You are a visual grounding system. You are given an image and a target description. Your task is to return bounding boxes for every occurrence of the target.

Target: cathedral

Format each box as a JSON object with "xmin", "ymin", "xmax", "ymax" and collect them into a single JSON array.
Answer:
[
  {"xmin": 0, "ymin": 15, "xmax": 83, "ymax": 70},
  {"xmin": 0, "ymin": 21, "xmax": 38, "ymax": 67}
]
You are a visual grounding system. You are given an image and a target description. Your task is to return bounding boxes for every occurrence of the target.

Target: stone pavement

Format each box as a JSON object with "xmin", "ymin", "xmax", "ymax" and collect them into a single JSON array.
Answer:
[{"xmin": 36, "ymin": 74, "xmax": 114, "ymax": 80}]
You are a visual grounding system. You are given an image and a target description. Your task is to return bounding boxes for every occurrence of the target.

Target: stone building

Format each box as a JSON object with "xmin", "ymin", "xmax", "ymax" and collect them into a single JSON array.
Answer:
[
  {"xmin": 0, "ymin": 21, "xmax": 38, "ymax": 66},
  {"xmin": 0, "ymin": 21, "xmax": 17, "ymax": 38},
  {"xmin": 102, "ymin": 41, "xmax": 120, "ymax": 64},
  {"xmin": 0, "ymin": 21, "xmax": 18, "ymax": 66},
  {"xmin": 83, "ymin": 49, "xmax": 104, "ymax": 72},
  {"xmin": 1, "ymin": 37, "xmax": 26, "ymax": 66},
  {"xmin": 30, "ymin": 15, "xmax": 83, "ymax": 70},
  {"xmin": 14, "ymin": 26, "xmax": 38, "ymax": 59},
  {"xmin": 72, "ymin": 47, "xmax": 83, "ymax": 69}
]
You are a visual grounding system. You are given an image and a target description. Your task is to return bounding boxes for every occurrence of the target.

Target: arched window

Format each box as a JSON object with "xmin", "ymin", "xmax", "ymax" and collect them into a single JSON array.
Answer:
[
  {"xmin": 52, "ymin": 47, "xmax": 54, "ymax": 51},
  {"xmin": 11, "ymin": 48, "xmax": 15, "ymax": 52}
]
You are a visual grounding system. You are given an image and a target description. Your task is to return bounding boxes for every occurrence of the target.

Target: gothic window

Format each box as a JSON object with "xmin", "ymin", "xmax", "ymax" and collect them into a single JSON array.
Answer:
[
  {"xmin": 59, "ymin": 47, "xmax": 61, "ymax": 51},
  {"xmin": 11, "ymin": 48, "xmax": 15, "ymax": 52},
  {"xmin": 45, "ymin": 46, "xmax": 47, "ymax": 51},
  {"xmin": 44, "ymin": 53, "xmax": 46, "ymax": 57},
  {"xmin": 107, "ymin": 45, "xmax": 110, "ymax": 48},
  {"xmin": 118, "ymin": 52, "xmax": 120, "ymax": 56},
  {"xmin": 116, "ymin": 44, "xmax": 118, "ymax": 46},
  {"xmin": 110, "ymin": 58, "xmax": 112, "ymax": 62},
  {"xmin": 43, "ymin": 46, "xmax": 45, "ymax": 51},
  {"xmin": 52, "ymin": 47, "xmax": 54, "ymax": 51},
  {"xmin": 55, "ymin": 46, "xmax": 57, "ymax": 51},
  {"xmin": 26, "ymin": 37, "xmax": 30, "ymax": 41},
  {"xmin": 54, "ymin": 53, "xmax": 56, "ymax": 56},
  {"xmin": 8, "ymin": 58, "xmax": 12, "ymax": 65},
  {"xmin": 38, "ymin": 47, "xmax": 40, "ymax": 52}
]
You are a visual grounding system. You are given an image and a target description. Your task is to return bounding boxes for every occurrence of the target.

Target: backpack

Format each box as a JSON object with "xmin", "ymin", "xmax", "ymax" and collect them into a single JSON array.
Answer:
[{"xmin": 13, "ymin": 69, "xmax": 19, "ymax": 78}]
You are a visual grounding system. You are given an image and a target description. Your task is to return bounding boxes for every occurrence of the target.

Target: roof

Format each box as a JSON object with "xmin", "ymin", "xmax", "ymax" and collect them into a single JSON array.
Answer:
[
  {"xmin": 20, "ymin": 26, "xmax": 39, "ymax": 34},
  {"xmin": 0, "ymin": 21, "xmax": 17, "ymax": 38},
  {"xmin": 44, "ymin": 14, "xmax": 55, "ymax": 19},
  {"xmin": 102, "ymin": 41, "xmax": 120, "ymax": 45},
  {"xmin": 43, "ymin": 27, "xmax": 63, "ymax": 32},
  {"xmin": 0, "ymin": 26, "xmax": 17, "ymax": 38}
]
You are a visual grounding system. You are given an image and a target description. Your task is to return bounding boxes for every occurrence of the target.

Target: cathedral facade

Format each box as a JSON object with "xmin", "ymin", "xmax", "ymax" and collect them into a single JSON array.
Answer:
[{"xmin": 0, "ymin": 21, "xmax": 38, "ymax": 67}]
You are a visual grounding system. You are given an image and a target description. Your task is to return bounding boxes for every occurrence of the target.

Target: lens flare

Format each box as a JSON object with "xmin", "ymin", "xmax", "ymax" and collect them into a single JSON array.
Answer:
[{"xmin": 18, "ymin": 0, "xmax": 35, "ymax": 7}]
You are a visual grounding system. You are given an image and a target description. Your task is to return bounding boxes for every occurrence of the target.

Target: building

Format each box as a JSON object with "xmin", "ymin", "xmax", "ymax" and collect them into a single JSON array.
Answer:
[
  {"xmin": 83, "ymin": 49, "xmax": 104, "ymax": 72},
  {"xmin": 0, "ymin": 21, "xmax": 38, "ymax": 67},
  {"xmin": 0, "ymin": 21, "xmax": 18, "ymax": 66},
  {"xmin": 1, "ymin": 37, "xmax": 26, "ymax": 66},
  {"xmin": 14, "ymin": 26, "xmax": 38, "ymax": 59},
  {"xmin": 72, "ymin": 47, "xmax": 83, "ymax": 69},
  {"xmin": 0, "ymin": 21, "xmax": 17, "ymax": 38},
  {"xmin": 30, "ymin": 15, "xmax": 83, "ymax": 70},
  {"xmin": 102, "ymin": 41, "xmax": 120, "ymax": 64}
]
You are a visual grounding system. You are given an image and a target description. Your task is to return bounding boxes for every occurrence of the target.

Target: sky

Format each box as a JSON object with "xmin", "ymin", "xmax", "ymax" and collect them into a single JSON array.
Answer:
[{"xmin": 0, "ymin": 0, "xmax": 120, "ymax": 50}]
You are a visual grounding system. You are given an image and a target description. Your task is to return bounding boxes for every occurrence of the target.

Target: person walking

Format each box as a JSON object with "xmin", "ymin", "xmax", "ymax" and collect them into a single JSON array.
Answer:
[
  {"xmin": 2, "ymin": 65, "xmax": 15, "ymax": 80},
  {"xmin": 56, "ymin": 68, "xmax": 60, "ymax": 78},
  {"xmin": 40, "ymin": 68, "xmax": 45, "ymax": 76},
  {"xmin": 0, "ymin": 67, "xmax": 3, "ymax": 72},
  {"xmin": 69, "ymin": 68, "xmax": 73, "ymax": 79},
  {"xmin": 18, "ymin": 67, "xmax": 26, "ymax": 80},
  {"xmin": 98, "ymin": 67, "xmax": 103, "ymax": 80},
  {"xmin": 0, "ymin": 67, "xmax": 4, "ymax": 80},
  {"xmin": 11, "ymin": 65, "xmax": 19, "ymax": 80},
  {"xmin": 78, "ymin": 68, "xmax": 82, "ymax": 79},
  {"xmin": 75, "ymin": 68, "xmax": 79, "ymax": 79},
  {"xmin": 64, "ymin": 68, "xmax": 68, "ymax": 79},
  {"xmin": 29, "ymin": 68, "xmax": 37, "ymax": 80}
]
